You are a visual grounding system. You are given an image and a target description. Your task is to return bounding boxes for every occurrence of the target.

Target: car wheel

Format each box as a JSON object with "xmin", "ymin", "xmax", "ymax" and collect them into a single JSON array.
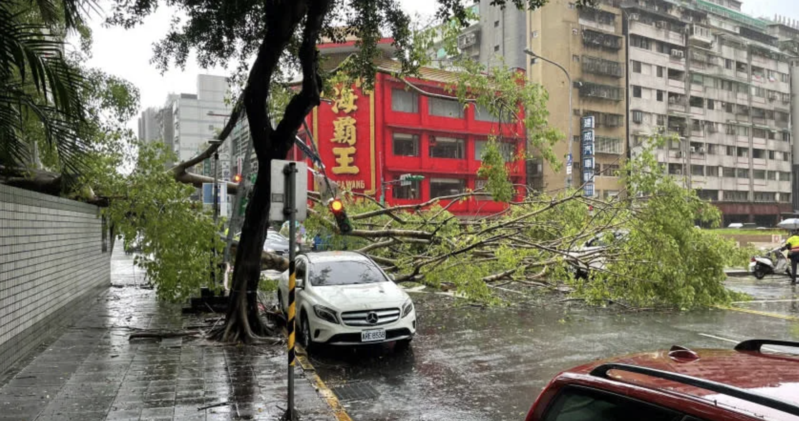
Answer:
[
  {"xmin": 301, "ymin": 313, "xmax": 314, "ymax": 352},
  {"xmin": 754, "ymin": 264, "xmax": 768, "ymax": 280}
]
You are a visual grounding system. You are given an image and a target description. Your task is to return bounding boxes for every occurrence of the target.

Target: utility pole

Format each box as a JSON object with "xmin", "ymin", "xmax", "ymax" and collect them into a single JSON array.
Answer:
[{"xmin": 524, "ymin": 48, "xmax": 575, "ymax": 190}]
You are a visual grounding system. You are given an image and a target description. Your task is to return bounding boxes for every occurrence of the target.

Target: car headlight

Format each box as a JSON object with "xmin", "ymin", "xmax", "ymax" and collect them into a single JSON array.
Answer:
[
  {"xmin": 313, "ymin": 305, "xmax": 339, "ymax": 324},
  {"xmin": 401, "ymin": 299, "xmax": 414, "ymax": 318},
  {"xmin": 265, "ymin": 248, "xmax": 276, "ymax": 254}
]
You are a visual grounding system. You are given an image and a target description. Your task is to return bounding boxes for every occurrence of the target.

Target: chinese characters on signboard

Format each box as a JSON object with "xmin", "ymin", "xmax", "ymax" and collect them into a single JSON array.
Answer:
[
  {"xmin": 581, "ymin": 116, "xmax": 595, "ymax": 197},
  {"xmin": 330, "ymin": 86, "xmax": 360, "ymax": 175},
  {"xmin": 316, "ymin": 81, "xmax": 370, "ymax": 192}
]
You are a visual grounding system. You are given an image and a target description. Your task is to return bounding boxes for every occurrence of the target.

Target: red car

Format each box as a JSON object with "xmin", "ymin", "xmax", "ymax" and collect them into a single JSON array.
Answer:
[{"xmin": 526, "ymin": 339, "xmax": 799, "ymax": 421}]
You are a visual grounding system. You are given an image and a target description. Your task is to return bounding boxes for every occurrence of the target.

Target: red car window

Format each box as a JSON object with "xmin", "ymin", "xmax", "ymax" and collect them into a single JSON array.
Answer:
[{"xmin": 543, "ymin": 386, "xmax": 683, "ymax": 421}]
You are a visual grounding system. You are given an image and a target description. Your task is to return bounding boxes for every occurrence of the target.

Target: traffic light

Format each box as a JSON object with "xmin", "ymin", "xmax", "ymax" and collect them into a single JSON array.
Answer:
[
  {"xmin": 328, "ymin": 198, "xmax": 353, "ymax": 234},
  {"xmin": 233, "ymin": 174, "xmax": 242, "ymax": 183}
]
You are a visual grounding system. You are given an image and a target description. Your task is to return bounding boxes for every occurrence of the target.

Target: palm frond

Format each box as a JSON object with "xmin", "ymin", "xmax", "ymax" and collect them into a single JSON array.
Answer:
[{"xmin": 0, "ymin": 0, "xmax": 89, "ymax": 173}]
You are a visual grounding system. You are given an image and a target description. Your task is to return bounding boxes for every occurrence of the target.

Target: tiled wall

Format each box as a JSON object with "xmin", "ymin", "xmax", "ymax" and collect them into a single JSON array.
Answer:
[{"xmin": 0, "ymin": 184, "xmax": 110, "ymax": 375}]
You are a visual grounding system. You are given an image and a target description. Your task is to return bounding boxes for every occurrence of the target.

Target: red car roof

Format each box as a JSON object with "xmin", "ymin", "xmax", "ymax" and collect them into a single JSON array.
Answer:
[{"xmin": 564, "ymin": 346, "xmax": 799, "ymax": 420}]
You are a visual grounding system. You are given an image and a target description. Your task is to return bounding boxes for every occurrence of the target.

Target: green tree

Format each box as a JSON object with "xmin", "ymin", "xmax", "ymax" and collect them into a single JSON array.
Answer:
[
  {"xmin": 108, "ymin": 0, "xmax": 596, "ymax": 343},
  {"xmin": 0, "ymin": 0, "xmax": 90, "ymax": 175}
]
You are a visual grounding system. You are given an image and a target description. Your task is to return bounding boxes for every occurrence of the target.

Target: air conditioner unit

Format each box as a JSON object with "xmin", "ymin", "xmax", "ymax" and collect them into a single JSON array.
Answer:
[
  {"xmin": 672, "ymin": 50, "xmax": 685, "ymax": 58},
  {"xmin": 699, "ymin": 147, "xmax": 706, "ymax": 154},
  {"xmin": 690, "ymin": 146, "xmax": 697, "ymax": 153},
  {"xmin": 655, "ymin": 21, "xmax": 664, "ymax": 28}
]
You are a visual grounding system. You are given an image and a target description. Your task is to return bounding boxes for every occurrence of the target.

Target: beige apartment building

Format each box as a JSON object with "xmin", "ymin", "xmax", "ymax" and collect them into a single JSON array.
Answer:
[
  {"xmin": 625, "ymin": 0, "xmax": 795, "ymax": 225},
  {"xmin": 479, "ymin": 0, "xmax": 627, "ymax": 197},
  {"xmin": 476, "ymin": 0, "xmax": 799, "ymax": 225}
]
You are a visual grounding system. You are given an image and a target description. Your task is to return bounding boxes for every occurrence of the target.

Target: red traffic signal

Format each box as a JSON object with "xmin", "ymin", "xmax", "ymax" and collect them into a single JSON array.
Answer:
[
  {"xmin": 233, "ymin": 174, "xmax": 242, "ymax": 183},
  {"xmin": 328, "ymin": 198, "xmax": 352, "ymax": 234}
]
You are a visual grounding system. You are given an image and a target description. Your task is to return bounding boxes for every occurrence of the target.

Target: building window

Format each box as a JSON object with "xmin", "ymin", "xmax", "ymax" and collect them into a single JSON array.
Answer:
[
  {"xmin": 737, "ymin": 168, "xmax": 749, "ymax": 178},
  {"xmin": 632, "ymin": 110, "xmax": 643, "ymax": 124},
  {"xmin": 657, "ymin": 66, "xmax": 664, "ymax": 78},
  {"xmin": 595, "ymin": 137, "xmax": 623, "ymax": 154},
  {"xmin": 656, "ymin": 114, "xmax": 666, "ymax": 126},
  {"xmin": 656, "ymin": 90, "xmax": 664, "ymax": 102},
  {"xmin": 429, "ymin": 136, "xmax": 464, "ymax": 159},
  {"xmin": 753, "ymin": 169, "xmax": 766, "ymax": 180},
  {"xmin": 668, "ymin": 163, "xmax": 683, "ymax": 175},
  {"xmin": 724, "ymin": 191, "xmax": 748, "ymax": 201},
  {"xmin": 752, "ymin": 148, "xmax": 765, "ymax": 159},
  {"xmin": 474, "ymin": 104, "xmax": 501, "ymax": 122},
  {"xmin": 783, "ymin": 132, "xmax": 792, "ymax": 142},
  {"xmin": 494, "ymin": 20, "xmax": 499, "ymax": 27},
  {"xmin": 494, "ymin": 45, "xmax": 500, "ymax": 52},
  {"xmin": 782, "ymin": 172, "xmax": 792, "ymax": 182},
  {"xmin": 706, "ymin": 166, "xmax": 719, "ymax": 177},
  {"xmin": 630, "ymin": 35, "xmax": 650, "ymax": 50},
  {"xmin": 633, "ymin": 86, "xmax": 642, "ymax": 98},
  {"xmin": 429, "ymin": 97, "xmax": 464, "ymax": 118},
  {"xmin": 707, "ymin": 144, "xmax": 718, "ymax": 155},
  {"xmin": 725, "ymin": 59, "xmax": 733, "ymax": 69},
  {"xmin": 785, "ymin": 152, "xmax": 791, "ymax": 162},
  {"xmin": 691, "ymin": 165, "xmax": 704, "ymax": 176},
  {"xmin": 707, "ymin": 99, "xmax": 714, "ymax": 110},
  {"xmin": 632, "ymin": 60, "xmax": 642, "ymax": 73},
  {"xmin": 475, "ymin": 140, "xmax": 515, "ymax": 161},
  {"xmin": 391, "ymin": 88, "xmax": 418, "ymax": 113},
  {"xmin": 722, "ymin": 167, "xmax": 736, "ymax": 178},
  {"xmin": 689, "ymin": 96, "xmax": 704, "ymax": 108},
  {"xmin": 392, "ymin": 133, "xmax": 419, "ymax": 157},
  {"xmin": 392, "ymin": 177, "xmax": 420, "ymax": 200},
  {"xmin": 736, "ymin": 147, "xmax": 749, "ymax": 158},
  {"xmin": 430, "ymin": 178, "xmax": 466, "ymax": 199},
  {"xmin": 767, "ymin": 171, "xmax": 777, "ymax": 180},
  {"xmin": 754, "ymin": 192, "xmax": 776, "ymax": 202},
  {"xmin": 782, "ymin": 193, "xmax": 792, "ymax": 203},
  {"xmin": 768, "ymin": 150, "xmax": 775, "ymax": 160}
]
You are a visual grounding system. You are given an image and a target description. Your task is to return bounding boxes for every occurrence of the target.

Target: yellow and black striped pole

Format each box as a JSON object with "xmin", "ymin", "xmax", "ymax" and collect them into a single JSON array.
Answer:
[{"xmin": 284, "ymin": 162, "xmax": 298, "ymax": 420}]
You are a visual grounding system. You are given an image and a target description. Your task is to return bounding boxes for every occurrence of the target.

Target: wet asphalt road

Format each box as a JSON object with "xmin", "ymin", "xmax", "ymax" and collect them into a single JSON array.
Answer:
[{"xmin": 309, "ymin": 277, "xmax": 799, "ymax": 421}]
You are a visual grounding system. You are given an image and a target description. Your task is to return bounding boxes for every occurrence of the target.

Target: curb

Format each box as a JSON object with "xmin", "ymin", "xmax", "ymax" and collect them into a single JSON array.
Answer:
[{"xmin": 295, "ymin": 345, "xmax": 353, "ymax": 421}]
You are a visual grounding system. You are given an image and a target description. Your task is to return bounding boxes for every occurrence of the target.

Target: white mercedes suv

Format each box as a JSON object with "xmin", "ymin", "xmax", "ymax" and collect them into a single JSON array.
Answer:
[{"xmin": 277, "ymin": 251, "xmax": 416, "ymax": 350}]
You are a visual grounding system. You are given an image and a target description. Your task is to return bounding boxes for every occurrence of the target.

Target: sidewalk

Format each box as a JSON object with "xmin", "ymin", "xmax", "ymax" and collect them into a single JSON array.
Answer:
[{"xmin": 0, "ymin": 246, "xmax": 336, "ymax": 421}]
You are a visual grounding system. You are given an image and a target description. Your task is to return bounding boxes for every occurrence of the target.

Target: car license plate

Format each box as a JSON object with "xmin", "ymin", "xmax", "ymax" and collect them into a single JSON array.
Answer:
[{"xmin": 361, "ymin": 329, "xmax": 386, "ymax": 342}]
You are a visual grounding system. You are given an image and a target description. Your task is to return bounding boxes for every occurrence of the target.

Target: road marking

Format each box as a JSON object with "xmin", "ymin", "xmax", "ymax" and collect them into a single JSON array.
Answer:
[
  {"xmin": 294, "ymin": 347, "xmax": 353, "ymax": 421},
  {"xmin": 715, "ymin": 305, "xmax": 799, "ymax": 322},
  {"xmin": 731, "ymin": 299, "xmax": 799, "ymax": 304}
]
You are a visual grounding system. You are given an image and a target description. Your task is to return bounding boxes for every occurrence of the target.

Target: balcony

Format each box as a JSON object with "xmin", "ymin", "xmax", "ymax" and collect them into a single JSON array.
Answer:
[
  {"xmin": 595, "ymin": 137, "xmax": 624, "ymax": 155},
  {"xmin": 582, "ymin": 29, "xmax": 622, "ymax": 51},
  {"xmin": 579, "ymin": 82, "xmax": 623, "ymax": 101},
  {"xmin": 689, "ymin": 25, "xmax": 713, "ymax": 46},
  {"xmin": 582, "ymin": 56, "xmax": 623, "ymax": 78}
]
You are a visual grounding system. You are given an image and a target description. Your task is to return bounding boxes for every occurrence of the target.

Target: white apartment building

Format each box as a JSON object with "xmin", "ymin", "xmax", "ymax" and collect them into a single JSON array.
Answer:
[
  {"xmin": 169, "ymin": 75, "xmax": 233, "ymax": 163},
  {"xmin": 624, "ymin": 0, "xmax": 796, "ymax": 226},
  {"xmin": 137, "ymin": 107, "xmax": 160, "ymax": 143}
]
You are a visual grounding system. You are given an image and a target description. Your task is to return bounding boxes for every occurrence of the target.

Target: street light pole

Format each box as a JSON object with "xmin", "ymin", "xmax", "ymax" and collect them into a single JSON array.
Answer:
[{"xmin": 524, "ymin": 48, "xmax": 574, "ymax": 189}]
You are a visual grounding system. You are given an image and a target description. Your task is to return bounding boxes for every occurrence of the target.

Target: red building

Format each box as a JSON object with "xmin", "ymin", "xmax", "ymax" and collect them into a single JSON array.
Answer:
[{"xmin": 296, "ymin": 58, "xmax": 527, "ymax": 216}]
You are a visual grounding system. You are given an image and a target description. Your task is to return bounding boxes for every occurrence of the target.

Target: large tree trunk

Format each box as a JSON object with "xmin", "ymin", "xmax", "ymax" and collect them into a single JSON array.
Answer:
[
  {"xmin": 210, "ymin": 164, "xmax": 275, "ymax": 342},
  {"xmin": 210, "ymin": 0, "xmax": 330, "ymax": 343}
]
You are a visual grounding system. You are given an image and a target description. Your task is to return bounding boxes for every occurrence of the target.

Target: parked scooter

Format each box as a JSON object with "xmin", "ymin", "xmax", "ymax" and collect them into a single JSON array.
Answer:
[{"xmin": 749, "ymin": 248, "xmax": 791, "ymax": 279}]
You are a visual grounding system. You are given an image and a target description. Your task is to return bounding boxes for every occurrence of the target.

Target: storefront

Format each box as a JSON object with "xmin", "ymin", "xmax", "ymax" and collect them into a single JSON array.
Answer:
[{"xmin": 296, "ymin": 60, "xmax": 528, "ymax": 216}]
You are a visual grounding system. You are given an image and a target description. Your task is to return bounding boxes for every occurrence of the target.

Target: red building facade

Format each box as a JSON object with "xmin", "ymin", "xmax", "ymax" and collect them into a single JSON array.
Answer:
[{"xmin": 297, "ymin": 60, "xmax": 528, "ymax": 216}]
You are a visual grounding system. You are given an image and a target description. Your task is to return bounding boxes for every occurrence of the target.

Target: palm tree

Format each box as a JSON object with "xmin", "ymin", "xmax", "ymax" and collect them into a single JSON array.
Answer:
[{"xmin": 0, "ymin": 0, "xmax": 91, "ymax": 176}]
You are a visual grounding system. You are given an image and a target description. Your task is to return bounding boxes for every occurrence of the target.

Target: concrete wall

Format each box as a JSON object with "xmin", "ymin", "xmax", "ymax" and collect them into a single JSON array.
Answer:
[{"xmin": 0, "ymin": 184, "xmax": 110, "ymax": 375}]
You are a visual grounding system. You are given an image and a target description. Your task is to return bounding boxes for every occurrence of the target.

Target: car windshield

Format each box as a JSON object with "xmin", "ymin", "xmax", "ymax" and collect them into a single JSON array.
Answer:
[{"xmin": 308, "ymin": 260, "xmax": 387, "ymax": 286}]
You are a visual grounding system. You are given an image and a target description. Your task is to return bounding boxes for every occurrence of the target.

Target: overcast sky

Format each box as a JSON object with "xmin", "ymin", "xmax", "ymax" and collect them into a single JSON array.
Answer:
[{"xmin": 79, "ymin": 0, "xmax": 796, "ymax": 130}]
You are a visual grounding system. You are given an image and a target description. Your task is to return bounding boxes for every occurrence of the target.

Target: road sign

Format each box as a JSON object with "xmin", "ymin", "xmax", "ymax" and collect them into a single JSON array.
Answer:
[
  {"xmin": 584, "ymin": 182, "xmax": 594, "ymax": 197},
  {"xmin": 566, "ymin": 154, "xmax": 573, "ymax": 175},
  {"xmin": 202, "ymin": 183, "xmax": 229, "ymax": 204},
  {"xmin": 582, "ymin": 116, "xmax": 595, "ymax": 130},
  {"xmin": 269, "ymin": 160, "xmax": 308, "ymax": 222}
]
